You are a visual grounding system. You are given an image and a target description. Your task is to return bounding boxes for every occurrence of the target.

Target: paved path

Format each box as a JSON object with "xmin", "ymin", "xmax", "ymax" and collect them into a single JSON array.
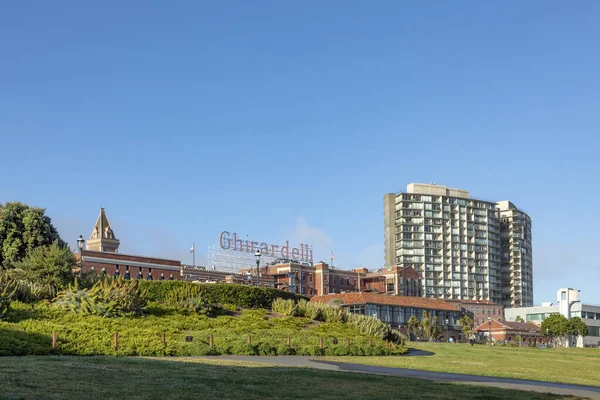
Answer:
[{"xmin": 198, "ymin": 356, "xmax": 600, "ymax": 399}]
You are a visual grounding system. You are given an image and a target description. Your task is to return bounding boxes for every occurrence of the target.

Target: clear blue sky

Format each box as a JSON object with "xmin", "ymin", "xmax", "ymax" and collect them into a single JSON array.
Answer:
[{"xmin": 1, "ymin": 2, "xmax": 599, "ymax": 305}]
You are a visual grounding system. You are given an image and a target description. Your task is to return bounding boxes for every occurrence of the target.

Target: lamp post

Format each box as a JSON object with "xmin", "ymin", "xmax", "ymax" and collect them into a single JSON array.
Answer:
[
  {"xmin": 77, "ymin": 235, "xmax": 85, "ymax": 276},
  {"xmin": 487, "ymin": 316, "xmax": 492, "ymax": 347},
  {"xmin": 254, "ymin": 250, "xmax": 262, "ymax": 287}
]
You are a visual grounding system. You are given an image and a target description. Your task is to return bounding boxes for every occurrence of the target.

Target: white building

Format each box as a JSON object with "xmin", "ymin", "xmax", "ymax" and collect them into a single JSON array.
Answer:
[
  {"xmin": 504, "ymin": 288, "xmax": 600, "ymax": 348},
  {"xmin": 384, "ymin": 183, "xmax": 533, "ymax": 307}
]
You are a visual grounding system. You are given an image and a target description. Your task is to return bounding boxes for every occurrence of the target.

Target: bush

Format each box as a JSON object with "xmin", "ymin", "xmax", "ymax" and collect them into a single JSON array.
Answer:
[
  {"xmin": 14, "ymin": 280, "xmax": 55, "ymax": 303},
  {"xmin": 0, "ymin": 301, "xmax": 407, "ymax": 357},
  {"xmin": 292, "ymin": 299, "xmax": 405, "ymax": 345},
  {"xmin": 141, "ymin": 281, "xmax": 308, "ymax": 309},
  {"xmin": 54, "ymin": 278, "xmax": 147, "ymax": 317},
  {"xmin": 297, "ymin": 300, "xmax": 322, "ymax": 320},
  {"xmin": 0, "ymin": 273, "xmax": 18, "ymax": 319},
  {"xmin": 271, "ymin": 298, "xmax": 296, "ymax": 316},
  {"xmin": 0, "ymin": 327, "xmax": 52, "ymax": 355},
  {"xmin": 183, "ymin": 296, "xmax": 222, "ymax": 317}
]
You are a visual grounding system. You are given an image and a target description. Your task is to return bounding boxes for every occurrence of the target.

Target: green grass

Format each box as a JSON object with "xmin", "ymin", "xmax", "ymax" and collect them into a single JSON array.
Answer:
[
  {"xmin": 0, "ymin": 356, "xmax": 579, "ymax": 400},
  {"xmin": 325, "ymin": 341, "xmax": 600, "ymax": 387},
  {"xmin": 0, "ymin": 301, "xmax": 404, "ymax": 356}
]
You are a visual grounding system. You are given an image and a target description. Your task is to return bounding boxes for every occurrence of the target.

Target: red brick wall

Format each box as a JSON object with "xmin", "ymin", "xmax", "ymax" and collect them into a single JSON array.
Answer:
[
  {"xmin": 83, "ymin": 261, "xmax": 181, "ymax": 280},
  {"xmin": 80, "ymin": 251, "xmax": 181, "ymax": 280},
  {"xmin": 82, "ymin": 251, "xmax": 181, "ymax": 266}
]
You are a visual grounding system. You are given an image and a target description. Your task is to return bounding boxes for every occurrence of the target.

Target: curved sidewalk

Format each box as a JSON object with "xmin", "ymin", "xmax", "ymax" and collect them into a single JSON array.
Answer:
[{"xmin": 202, "ymin": 356, "xmax": 600, "ymax": 399}]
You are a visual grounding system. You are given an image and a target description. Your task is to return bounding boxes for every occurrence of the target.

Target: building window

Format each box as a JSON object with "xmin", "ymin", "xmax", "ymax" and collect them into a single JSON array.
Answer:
[{"xmin": 346, "ymin": 279, "xmax": 350, "ymax": 285}]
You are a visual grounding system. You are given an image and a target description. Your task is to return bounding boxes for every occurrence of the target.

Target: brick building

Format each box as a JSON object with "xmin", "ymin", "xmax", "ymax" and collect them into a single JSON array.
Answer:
[
  {"xmin": 473, "ymin": 319, "xmax": 543, "ymax": 345},
  {"xmin": 445, "ymin": 299, "xmax": 504, "ymax": 326},
  {"xmin": 238, "ymin": 262, "xmax": 422, "ymax": 297},
  {"xmin": 182, "ymin": 265, "xmax": 273, "ymax": 287},
  {"xmin": 77, "ymin": 208, "xmax": 181, "ymax": 280},
  {"xmin": 79, "ymin": 250, "xmax": 181, "ymax": 280},
  {"xmin": 312, "ymin": 292, "xmax": 463, "ymax": 340},
  {"xmin": 359, "ymin": 266, "xmax": 422, "ymax": 296}
]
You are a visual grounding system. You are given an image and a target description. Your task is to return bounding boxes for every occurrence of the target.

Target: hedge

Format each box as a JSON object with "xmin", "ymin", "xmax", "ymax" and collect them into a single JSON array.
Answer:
[{"xmin": 140, "ymin": 281, "xmax": 308, "ymax": 308}]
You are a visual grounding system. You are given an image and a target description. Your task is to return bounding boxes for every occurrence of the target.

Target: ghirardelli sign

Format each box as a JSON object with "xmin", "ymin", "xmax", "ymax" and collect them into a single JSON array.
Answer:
[{"xmin": 219, "ymin": 231, "xmax": 313, "ymax": 262}]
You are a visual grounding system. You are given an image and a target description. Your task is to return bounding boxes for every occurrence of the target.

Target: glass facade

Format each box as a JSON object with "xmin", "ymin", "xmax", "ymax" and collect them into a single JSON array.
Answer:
[{"xmin": 345, "ymin": 303, "xmax": 461, "ymax": 327}]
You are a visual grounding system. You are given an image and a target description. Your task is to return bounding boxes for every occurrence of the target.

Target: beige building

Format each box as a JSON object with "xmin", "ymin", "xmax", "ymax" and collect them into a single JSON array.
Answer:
[
  {"xmin": 87, "ymin": 208, "xmax": 120, "ymax": 253},
  {"xmin": 384, "ymin": 183, "xmax": 532, "ymax": 307}
]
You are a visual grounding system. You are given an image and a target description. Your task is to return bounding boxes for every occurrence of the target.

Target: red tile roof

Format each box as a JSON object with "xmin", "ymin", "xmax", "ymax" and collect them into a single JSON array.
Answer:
[
  {"xmin": 500, "ymin": 321, "xmax": 540, "ymax": 332},
  {"xmin": 445, "ymin": 299, "xmax": 498, "ymax": 305},
  {"xmin": 311, "ymin": 292, "xmax": 457, "ymax": 311},
  {"xmin": 473, "ymin": 319, "xmax": 540, "ymax": 333}
]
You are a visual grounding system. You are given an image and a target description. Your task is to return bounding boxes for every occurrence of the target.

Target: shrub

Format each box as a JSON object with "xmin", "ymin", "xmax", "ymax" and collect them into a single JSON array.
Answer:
[
  {"xmin": 271, "ymin": 298, "xmax": 296, "ymax": 316},
  {"xmin": 276, "ymin": 344, "xmax": 296, "ymax": 355},
  {"xmin": 1, "ymin": 301, "xmax": 407, "ymax": 357},
  {"xmin": 54, "ymin": 278, "xmax": 147, "ymax": 317},
  {"xmin": 0, "ymin": 273, "xmax": 18, "ymax": 319},
  {"xmin": 0, "ymin": 327, "xmax": 51, "ymax": 355},
  {"xmin": 294, "ymin": 299, "xmax": 405, "ymax": 345},
  {"xmin": 14, "ymin": 280, "xmax": 55, "ymax": 303},
  {"xmin": 183, "ymin": 296, "xmax": 222, "ymax": 317},
  {"xmin": 141, "ymin": 281, "xmax": 308, "ymax": 309},
  {"xmin": 296, "ymin": 300, "xmax": 322, "ymax": 320}
]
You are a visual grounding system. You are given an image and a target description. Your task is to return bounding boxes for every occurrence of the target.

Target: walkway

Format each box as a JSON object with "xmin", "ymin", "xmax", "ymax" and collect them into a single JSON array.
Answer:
[{"xmin": 198, "ymin": 356, "xmax": 600, "ymax": 399}]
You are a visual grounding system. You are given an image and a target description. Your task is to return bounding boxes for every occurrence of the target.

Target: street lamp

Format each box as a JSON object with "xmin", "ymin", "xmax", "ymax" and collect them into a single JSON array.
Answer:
[
  {"xmin": 254, "ymin": 250, "xmax": 262, "ymax": 287},
  {"xmin": 77, "ymin": 235, "xmax": 85, "ymax": 276},
  {"xmin": 487, "ymin": 316, "xmax": 492, "ymax": 347}
]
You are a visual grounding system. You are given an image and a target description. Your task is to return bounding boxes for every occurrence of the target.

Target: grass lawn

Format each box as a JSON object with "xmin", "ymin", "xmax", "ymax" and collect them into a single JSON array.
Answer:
[
  {"xmin": 325, "ymin": 341, "xmax": 600, "ymax": 387},
  {"xmin": 0, "ymin": 356, "xmax": 578, "ymax": 400}
]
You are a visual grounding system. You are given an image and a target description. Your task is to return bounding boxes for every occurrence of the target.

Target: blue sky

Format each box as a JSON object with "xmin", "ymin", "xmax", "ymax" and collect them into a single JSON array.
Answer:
[{"xmin": 1, "ymin": 1, "xmax": 599, "ymax": 305}]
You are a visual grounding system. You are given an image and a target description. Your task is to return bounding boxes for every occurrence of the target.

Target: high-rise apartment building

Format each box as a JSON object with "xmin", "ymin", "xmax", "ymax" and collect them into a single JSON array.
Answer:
[{"xmin": 384, "ymin": 183, "xmax": 533, "ymax": 308}]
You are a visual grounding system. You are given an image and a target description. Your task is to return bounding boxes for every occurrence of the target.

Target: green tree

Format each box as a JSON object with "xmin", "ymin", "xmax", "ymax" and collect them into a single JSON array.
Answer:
[
  {"xmin": 13, "ymin": 241, "xmax": 75, "ymax": 290},
  {"xmin": 541, "ymin": 314, "xmax": 570, "ymax": 347},
  {"xmin": 568, "ymin": 317, "xmax": 588, "ymax": 345},
  {"xmin": 515, "ymin": 315, "xmax": 523, "ymax": 322},
  {"xmin": 407, "ymin": 316, "xmax": 421, "ymax": 339},
  {"xmin": 431, "ymin": 316, "xmax": 443, "ymax": 340},
  {"xmin": 459, "ymin": 314, "xmax": 474, "ymax": 338},
  {"xmin": 0, "ymin": 202, "xmax": 66, "ymax": 269},
  {"xmin": 421, "ymin": 310, "xmax": 432, "ymax": 341}
]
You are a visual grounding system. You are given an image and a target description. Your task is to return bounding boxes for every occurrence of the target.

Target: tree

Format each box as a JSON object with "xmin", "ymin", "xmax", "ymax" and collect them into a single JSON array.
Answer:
[
  {"xmin": 515, "ymin": 315, "xmax": 524, "ymax": 322},
  {"xmin": 541, "ymin": 314, "xmax": 570, "ymax": 347},
  {"xmin": 0, "ymin": 202, "xmax": 66, "ymax": 269},
  {"xmin": 569, "ymin": 317, "xmax": 588, "ymax": 346},
  {"xmin": 431, "ymin": 316, "xmax": 443, "ymax": 341},
  {"xmin": 407, "ymin": 316, "xmax": 421, "ymax": 339},
  {"xmin": 12, "ymin": 241, "xmax": 75, "ymax": 290},
  {"xmin": 421, "ymin": 310, "xmax": 432, "ymax": 341},
  {"xmin": 459, "ymin": 314, "xmax": 474, "ymax": 339}
]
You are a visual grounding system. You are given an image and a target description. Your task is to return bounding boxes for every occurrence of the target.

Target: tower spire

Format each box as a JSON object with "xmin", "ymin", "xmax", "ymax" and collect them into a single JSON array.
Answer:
[{"xmin": 87, "ymin": 208, "xmax": 120, "ymax": 253}]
